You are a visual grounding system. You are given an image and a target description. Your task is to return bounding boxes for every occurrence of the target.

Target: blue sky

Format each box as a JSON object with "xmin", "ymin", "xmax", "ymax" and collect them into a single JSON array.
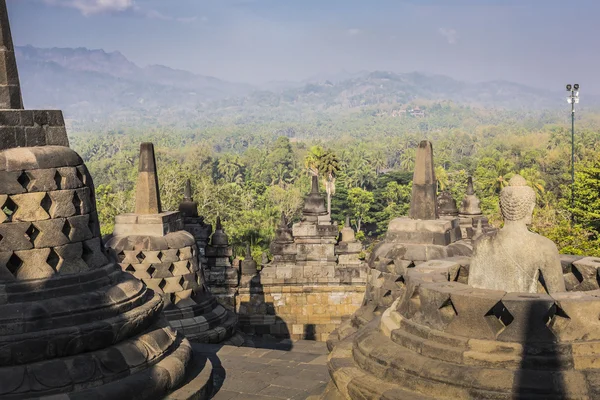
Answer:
[{"xmin": 8, "ymin": 0, "xmax": 600, "ymax": 93}]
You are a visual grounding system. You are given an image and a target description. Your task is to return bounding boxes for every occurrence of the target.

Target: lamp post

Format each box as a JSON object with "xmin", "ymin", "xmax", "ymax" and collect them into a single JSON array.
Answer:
[{"xmin": 566, "ymin": 84, "xmax": 580, "ymax": 223}]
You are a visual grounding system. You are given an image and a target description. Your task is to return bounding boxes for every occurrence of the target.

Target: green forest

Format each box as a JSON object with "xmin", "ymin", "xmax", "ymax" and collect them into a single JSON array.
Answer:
[{"xmin": 70, "ymin": 101, "xmax": 600, "ymax": 260}]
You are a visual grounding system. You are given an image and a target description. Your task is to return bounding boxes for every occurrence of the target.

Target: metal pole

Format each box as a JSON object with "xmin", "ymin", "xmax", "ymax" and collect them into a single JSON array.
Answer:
[{"xmin": 571, "ymin": 91, "xmax": 575, "ymax": 224}]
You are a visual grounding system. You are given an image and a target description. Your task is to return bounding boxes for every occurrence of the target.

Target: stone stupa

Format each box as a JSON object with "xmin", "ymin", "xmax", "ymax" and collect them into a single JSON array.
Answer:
[
  {"xmin": 105, "ymin": 143, "xmax": 238, "ymax": 344},
  {"xmin": 335, "ymin": 215, "xmax": 362, "ymax": 266},
  {"xmin": 327, "ymin": 140, "xmax": 472, "ymax": 350},
  {"xmin": 458, "ymin": 176, "xmax": 493, "ymax": 239},
  {"xmin": 269, "ymin": 212, "xmax": 296, "ymax": 263},
  {"xmin": 319, "ymin": 175, "xmax": 600, "ymax": 400},
  {"xmin": 179, "ymin": 178, "xmax": 212, "ymax": 271},
  {"xmin": 205, "ymin": 215, "xmax": 239, "ymax": 309},
  {"xmin": 0, "ymin": 3, "xmax": 207, "ymax": 397}
]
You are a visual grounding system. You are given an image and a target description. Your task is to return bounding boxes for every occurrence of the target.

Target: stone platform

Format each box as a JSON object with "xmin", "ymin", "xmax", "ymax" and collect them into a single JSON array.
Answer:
[{"xmin": 319, "ymin": 254, "xmax": 600, "ymax": 399}]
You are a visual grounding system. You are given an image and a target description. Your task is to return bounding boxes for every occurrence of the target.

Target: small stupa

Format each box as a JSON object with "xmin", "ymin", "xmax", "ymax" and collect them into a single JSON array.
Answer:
[
  {"xmin": 269, "ymin": 212, "xmax": 297, "ymax": 263},
  {"xmin": 335, "ymin": 215, "xmax": 362, "ymax": 266},
  {"xmin": 205, "ymin": 215, "xmax": 239, "ymax": 309},
  {"xmin": 437, "ymin": 190, "xmax": 459, "ymax": 218},
  {"xmin": 458, "ymin": 176, "xmax": 492, "ymax": 238},
  {"xmin": 293, "ymin": 175, "xmax": 338, "ymax": 264},
  {"xmin": 105, "ymin": 143, "xmax": 237, "ymax": 344},
  {"xmin": 240, "ymin": 243, "xmax": 258, "ymax": 276}
]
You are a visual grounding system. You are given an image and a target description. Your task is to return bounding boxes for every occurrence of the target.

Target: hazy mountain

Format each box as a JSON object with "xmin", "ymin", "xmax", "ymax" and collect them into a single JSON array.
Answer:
[
  {"xmin": 14, "ymin": 46, "xmax": 583, "ymax": 125},
  {"xmin": 15, "ymin": 45, "xmax": 253, "ymax": 116}
]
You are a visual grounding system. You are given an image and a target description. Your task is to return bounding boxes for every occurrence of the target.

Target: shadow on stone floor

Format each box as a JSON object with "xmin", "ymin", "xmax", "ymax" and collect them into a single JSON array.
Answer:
[{"xmin": 514, "ymin": 299, "xmax": 565, "ymax": 399}]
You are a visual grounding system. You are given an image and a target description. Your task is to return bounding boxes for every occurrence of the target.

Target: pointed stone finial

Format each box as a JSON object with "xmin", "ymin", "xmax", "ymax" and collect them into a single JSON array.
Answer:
[
  {"xmin": 302, "ymin": 174, "xmax": 327, "ymax": 218},
  {"xmin": 466, "ymin": 176, "xmax": 475, "ymax": 195},
  {"xmin": 135, "ymin": 142, "xmax": 162, "ymax": 214},
  {"xmin": 178, "ymin": 178, "xmax": 198, "ymax": 218},
  {"xmin": 409, "ymin": 140, "xmax": 437, "ymax": 220},
  {"xmin": 460, "ymin": 176, "xmax": 482, "ymax": 216},
  {"xmin": 310, "ymin": 175, "xmax": 319, "ymax": 194},
  {"xmin": 241, "ymin": 243, "xmax": 257, "ymax": 275},
  {"xmin": 472, "ymin": 218, "xmax": 483, "ymax": 241},
  {"xmin": 210, "ymin": 215, "xmax": 229, "ymax": 246},
  {"xmin": 0, "ymin": 0, "xmax": 23, "ymax": 109},
  {"xmin": 184, "ymin": 179, "xmax": 193, "ymax": 201},
  {"xmin": 279, "ymin": 212, "xmax": 287, "ymax": 228}
]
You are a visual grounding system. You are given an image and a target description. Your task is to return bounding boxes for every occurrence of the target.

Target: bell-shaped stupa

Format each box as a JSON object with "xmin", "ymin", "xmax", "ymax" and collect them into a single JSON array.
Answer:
[
  {"xmin": 0, "ymin": 3, "xmax": 202, "ymax": 397},
  {"xmin": 105, "ymin": 143, "xmax": 238, "ymax": 344}
]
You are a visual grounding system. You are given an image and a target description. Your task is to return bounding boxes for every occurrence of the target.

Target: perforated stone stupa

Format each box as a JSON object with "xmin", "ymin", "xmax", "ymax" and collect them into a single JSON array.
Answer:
[
  {"xmin": 319, "ymin": 175, "xmax": 600, "ymax": 400},
  {"xmin": 236, "ymin": 175, "xmax": 367, "ymax": 341},
  {"xmin": 105, "ymin": 143, "xmax": 237, "ymax": 344},
  {"xmin": 327, "ymin": 140, "xmax": 473, "ymax": 351},
  {"xmin": 0, "ymin": 3, "xmax": 203, "ymax": 397}
]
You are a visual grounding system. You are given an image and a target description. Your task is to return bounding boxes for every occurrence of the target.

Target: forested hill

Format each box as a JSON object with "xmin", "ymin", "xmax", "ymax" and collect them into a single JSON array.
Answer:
[{"xmin": 15, "ymin": 45, "xmax": 586, "ymax": 126}]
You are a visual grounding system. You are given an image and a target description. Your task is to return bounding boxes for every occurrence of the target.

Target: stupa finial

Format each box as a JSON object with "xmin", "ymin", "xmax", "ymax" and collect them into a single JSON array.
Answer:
[
  {"xmin": 135, "ymin": 142, "xmax": 162, "ymax": 214},
  {"xmin": 466, "ymin": 176, "xmax": 475, "ymax": 195},
  {"xmin": 0, "ymin": 0, "xmax": 23, "ymax": 109},
  {"xmin": 345, "ymin": 215, "xmax": 351, "ymax": 226},
  {"xmin": 310, "ymin": 174, "xmax": 319, "ymax": 194},
  {"xmin": 409, "ymin": 140, "xmax": 437, "ymax": 220},
  {"xmin": 279, "ymin": 212, "xmax": 287, "ymax": 228},
  {"xmin": 184, "ymin": 179, "xmax": 193, "ymax": 201},
  {"xmin": 216, "ymin": 215, "xmax": 223, "ymax": 231}
]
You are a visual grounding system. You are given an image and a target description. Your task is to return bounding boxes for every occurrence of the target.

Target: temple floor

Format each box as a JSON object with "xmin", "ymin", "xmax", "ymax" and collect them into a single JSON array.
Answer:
[{"xmin": 193, "ymin": 339, "xmax": 330, "ymax": 399}]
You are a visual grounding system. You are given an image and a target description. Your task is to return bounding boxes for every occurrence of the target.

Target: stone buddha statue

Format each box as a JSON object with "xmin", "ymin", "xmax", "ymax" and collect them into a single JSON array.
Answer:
[{"xmin": 468, "ymin": 175, "xmax": 566, "ymax": 293}]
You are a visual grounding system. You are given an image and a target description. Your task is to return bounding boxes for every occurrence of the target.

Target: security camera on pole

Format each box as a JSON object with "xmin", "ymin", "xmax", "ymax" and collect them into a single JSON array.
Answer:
[{"xmin": 566, "ymin": 84, "xmax": 580, "ymax": 223}]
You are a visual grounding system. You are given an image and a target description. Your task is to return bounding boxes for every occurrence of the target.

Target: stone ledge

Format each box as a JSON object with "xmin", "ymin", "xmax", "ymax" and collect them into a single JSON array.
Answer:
[
  {"xmin": 112, "ymin": 211, "xmax": 184, "ymax": 237},
  {"xmin": 0, "ymin": 110, "xmax": 68, "ymax": 151}
]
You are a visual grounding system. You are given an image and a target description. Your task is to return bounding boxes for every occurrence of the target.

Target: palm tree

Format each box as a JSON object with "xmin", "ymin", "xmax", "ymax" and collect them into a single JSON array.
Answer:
[
  {"xmin": 318, "ymin": 151, "xmax": 340, "ymax": 216},
  {"xmin": 217, "ymin": 155, "xmax": 242, "ymax": 183},
  {"xmin": 304, "ymin": 145, "xmax": 324, "ymax": 176},
  {"xmin": 372, "ymin": 151, "xmax": 387, "ymax": 175},
  {"xmin": 435, "ymin": 166, "xmax": 449, "ymax": 192},
  {"xmin": 399, "ymin": 148, "xmax": 416, "ymax": 172},
  {"xmin": 519, "ymin": 167, "xmax": 546, "ymax": 203}
]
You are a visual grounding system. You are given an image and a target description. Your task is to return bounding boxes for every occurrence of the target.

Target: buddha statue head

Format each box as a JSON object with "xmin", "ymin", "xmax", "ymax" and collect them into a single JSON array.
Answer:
[{"xmin": 499, "ymin": 175, "xmax": 536, "ymax": 226}]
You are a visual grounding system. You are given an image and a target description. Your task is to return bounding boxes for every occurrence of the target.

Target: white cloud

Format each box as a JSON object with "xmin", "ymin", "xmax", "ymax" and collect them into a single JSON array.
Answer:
[
  {"xmin": 42, "ymin": 0, "xmax": 134, "ymax": 15},
  {"xmin": 438, "ymin": 27, "xmax": 458, "ymax": 44},
  {"xmin": 40, "ymin": 0, "xmax": 197, "ymax": 22}
]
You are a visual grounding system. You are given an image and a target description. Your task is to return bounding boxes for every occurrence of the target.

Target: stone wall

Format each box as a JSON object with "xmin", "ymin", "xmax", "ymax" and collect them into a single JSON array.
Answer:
[
  {"xmin": 236, "ymin": 282, "xmax": 365, "ymax": 341},
  {"xmin": 0, "ymin": 110, "xmax": 69, "ymax": 150},
  {"xmin": 236, "ymin": 262, "xmax": 367, "ymax": 341}
]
